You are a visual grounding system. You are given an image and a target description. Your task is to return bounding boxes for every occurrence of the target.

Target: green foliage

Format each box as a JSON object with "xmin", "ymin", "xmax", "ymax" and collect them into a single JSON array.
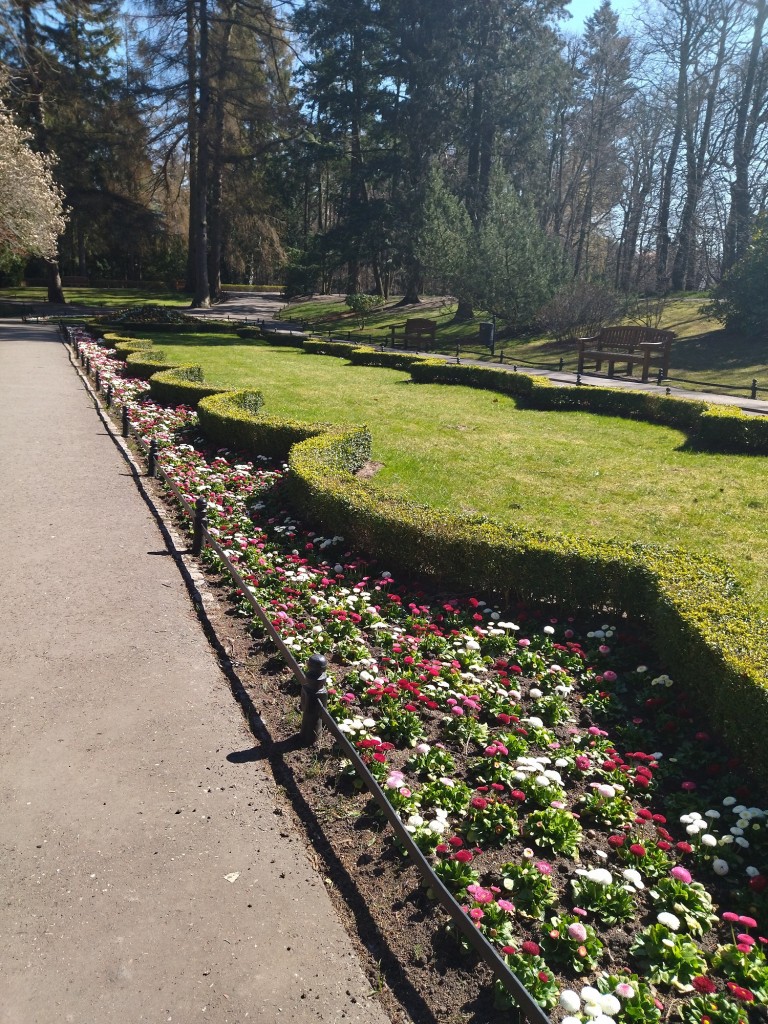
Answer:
[
  {"xmin": 148, "ymin": 366, "xmax": 230, "ymax": 408},
  {"xmin": 345, "ymin": 293, "xmax": 384, "ymax": 328},
  {"xmin": 630, "ymin": 924, "xmax": 707, "ymax": 989},
  {"xmin": 416, "ymin": 167, "xmax": 475, "ymax": 302},
  {"xmin": 303, "ymin": 339, "xmax": 359, "ymax": 358},
  {"xmin": 706, "ymin": 215, "xmax": 768, "ymax": 335},
  {"xmin": 124, "ymin": 349, "xmax": 185, "ymax": 380},
  {"xmin": 648, "ymin": 878, "xmax": 717, "ymax": 937},
  {"xmin": 499, "ymin": 861, "xmax": 556, "ymax": 918},
  {"xmin": 347, "ymin": 347, "xmax": 429, "ymax": 371},
  {"xmin": 417, "ymin": 168, "xmax": 564, "ymax": 326},
  {"xmin": 526, "ymin": 808, "xmax": 583, "ymax": 858},
  {"xmin": 475, "ymin": 175, "xmax": 564, "ymax": 328}
]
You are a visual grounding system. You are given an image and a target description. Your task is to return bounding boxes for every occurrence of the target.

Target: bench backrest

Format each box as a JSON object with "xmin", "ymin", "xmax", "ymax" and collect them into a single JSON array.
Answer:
[
  {"xmin": 594, "ymin": 326, "xmax": 674, "ymax": 351},
  {"xmin": 404, "ymin": 318, "xmax": 437, "ymax": 338}
]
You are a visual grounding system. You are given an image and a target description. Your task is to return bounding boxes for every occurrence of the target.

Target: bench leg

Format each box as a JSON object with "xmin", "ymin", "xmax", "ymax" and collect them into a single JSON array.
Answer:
[
  {"xmin": 608, "ymin": 360, "xmax": 615, "ymax": 378},
  {"xmin": 641, "ymin": 351, "xmax": 651, "ymax": 383}
]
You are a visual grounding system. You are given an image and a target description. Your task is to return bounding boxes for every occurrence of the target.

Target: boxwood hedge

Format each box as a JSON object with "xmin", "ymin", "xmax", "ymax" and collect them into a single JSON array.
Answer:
[{"xmin": 148, "ymin": 365, "xmax": 229, "ymax": 407}]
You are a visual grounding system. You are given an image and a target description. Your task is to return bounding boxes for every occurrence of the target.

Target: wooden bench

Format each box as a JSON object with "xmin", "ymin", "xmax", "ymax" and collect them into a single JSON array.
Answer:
[
  {"xmin": 387, "ymin": 318, "xmax": 437, "ymax": 350},
  {"xmin": 577, "ymin": 326, "xmax": 674, "ymax": 382}
]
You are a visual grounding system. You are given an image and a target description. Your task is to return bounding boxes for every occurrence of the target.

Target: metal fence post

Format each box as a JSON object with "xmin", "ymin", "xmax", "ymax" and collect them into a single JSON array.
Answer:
[
  {"xmin": 148, "ymin": 438, "xmax": 158, "ymax": 477},
  {"xmin": 752, "ymin": 378, "xmax": 758, "ymax": 400},
  {"xmin": 106, "ymin": 383, "xmax": 113, "ymax": 408},
  {"xmin": 300, "ymin": 654, "xmax": 328, "ymax": 745},
  {"xmin": 121, "ymin": 404, "xmax": 130, "ymax": 437},
  {"xmin": 191, "ymin": 497, "xmax": 207, "ymax": 555},
  {"xmin": 94, "ymin": 369, "xmax": 100, "ymax": 391}
]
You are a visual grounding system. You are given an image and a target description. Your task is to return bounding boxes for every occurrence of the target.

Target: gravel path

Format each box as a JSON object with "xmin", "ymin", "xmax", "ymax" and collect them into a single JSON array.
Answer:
[{"xmin": 0, "ymin": 320, "xmax": 390, "ymax": 1024}]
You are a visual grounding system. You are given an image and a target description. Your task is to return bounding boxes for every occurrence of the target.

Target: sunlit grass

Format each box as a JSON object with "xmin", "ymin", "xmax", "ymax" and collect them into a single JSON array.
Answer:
[
  {"xmin": 283, "ymin": 294, "xmax": 768, "ymax": 395},
  {"xmin": 156, "ymin": 332, "xmax": 768, "ymax": 614},
  {"xmin": 0, "ymin": 286, "xmax": 188, "ymax": 308}
]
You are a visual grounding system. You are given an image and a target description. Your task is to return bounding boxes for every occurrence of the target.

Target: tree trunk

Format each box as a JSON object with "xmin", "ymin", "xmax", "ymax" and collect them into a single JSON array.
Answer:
[
  {"xmin": 46, "ymin": 260, "xmax": 65, "ymax": 304},
  {"xmin": 453, "ymin": 297, "xmax": 474, "ymax": 321},
  {"xmin": 656, "ymin": 33, "xmax": 688, "ymax": 292},
  {"xmin": 191, "ymin": 0, "xmax": 211, "ymax": 308},
  {"xmin": 723, "ymin": 0, "xmax": 768, "ymax": 270},
  {"xmin": 207, "ymin": 11, "xmax": 233, "ymax": 304},
  {"xmin": 185, "ymin": 0, "xmax": 199, "ymax": 294}
]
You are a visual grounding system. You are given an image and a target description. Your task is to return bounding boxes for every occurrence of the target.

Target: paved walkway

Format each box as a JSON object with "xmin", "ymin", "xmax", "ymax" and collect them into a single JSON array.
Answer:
[{"xmin": 0, "ymin": 320, "xmax": 390, "ymax": 1024}]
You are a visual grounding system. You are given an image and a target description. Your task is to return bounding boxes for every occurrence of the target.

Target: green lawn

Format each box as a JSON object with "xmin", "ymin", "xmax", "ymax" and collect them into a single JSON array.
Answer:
[
  {"xmin": 155, "ymin": 333, "xmax": 768, "ymax": 614},
  {"xmin": 0, "ymin": 286, "xmax": 188, "ymax": 308},
  {"xmin": 282, "ymin": 294, "xmax": 768, "ymax": 396}
]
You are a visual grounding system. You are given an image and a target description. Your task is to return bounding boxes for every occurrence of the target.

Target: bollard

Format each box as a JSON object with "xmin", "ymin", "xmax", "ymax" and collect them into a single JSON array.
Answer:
[
  {"xmin": 559, "ymin": 357, "xmax": 564, "ymax": 371},
  {"xmin": 752, "ymin": 378, "xmax": 758, "ymax": 400},
  {"xmin": 191, "ymin": 497, "xmax": 207, "ymax": 555},
  {"xmin": 499, "ymin": 349, "xmax": 504, "ymax": 364},
  {"xmin": 106, "ymin": 383, "xmax": 113, "ymax": 408},
  {"xmin": 85, "ymin": 355, "xmax": 91, "ymax": 375},
  {"xmin": 657, "ymin": 368, "xmax": 664, "ymax": 386},
  {"xmin": 456, "ymin": 343, "xmax": 461, "ymax": 364},
  {"xmin": 121, "ymin": 403, "xmax": 129, "ymax": 437},
  {"xmin": 148, "ymin": 438, "xmax": 158, "ymax": 477},
  {"xmin": 300, "ymin": 654, "xmax": 328, "ymax": 745},
  {"xmin": 94, "ymin": 369, "xmax": 100, "ymax": 391}
]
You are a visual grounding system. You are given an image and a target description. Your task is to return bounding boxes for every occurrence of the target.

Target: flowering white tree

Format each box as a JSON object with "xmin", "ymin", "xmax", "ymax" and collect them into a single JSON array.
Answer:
[{"xmin": 0, "ymin": 100, "xmax": 66, "ymax": 260}]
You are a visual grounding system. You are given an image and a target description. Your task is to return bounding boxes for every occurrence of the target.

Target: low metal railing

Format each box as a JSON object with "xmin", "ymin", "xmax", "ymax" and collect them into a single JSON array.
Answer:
[{"xmin": 65, "ymin": 324, "xmax": 551, "ymax": 1024}]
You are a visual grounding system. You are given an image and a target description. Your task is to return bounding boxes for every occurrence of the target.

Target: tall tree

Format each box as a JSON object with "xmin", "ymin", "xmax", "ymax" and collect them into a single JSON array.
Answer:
[{"xmin": 722, "ymin": 0, "xmax": 768, "ymax": 270}]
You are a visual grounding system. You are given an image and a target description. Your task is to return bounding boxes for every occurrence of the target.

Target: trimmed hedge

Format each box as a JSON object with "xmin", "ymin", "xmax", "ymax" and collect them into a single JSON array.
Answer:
[
  {"xmin": 301, "ymin": 338, "xmax": 359, "ymax": 358},
  {"xmin": 124, "ymin": 349, "xmax": 185, "ymax": 380},
  {"xmin": 148, "ymin": 365, "xmax": 230, "ymax": 407},
  {"xmin": 196, "ymin": 387, "xmax": 768, "ymax": 777},
  {"xmin": 348, "ymin": 347, "xmax": 431, "ymax": 371},
  {"xmin": 696, "ymin": 405, "xmax": 768, "ymax": 456},
  {"xmin": 199, "ymin": 390, "xmax": 370, "ymax": 463}
]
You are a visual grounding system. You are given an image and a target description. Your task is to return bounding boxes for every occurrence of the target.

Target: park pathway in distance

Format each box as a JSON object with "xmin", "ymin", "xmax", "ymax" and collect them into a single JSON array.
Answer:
[{"xmin": 0, "ymin": 320, "xmax": 390, "ymax": 1024}]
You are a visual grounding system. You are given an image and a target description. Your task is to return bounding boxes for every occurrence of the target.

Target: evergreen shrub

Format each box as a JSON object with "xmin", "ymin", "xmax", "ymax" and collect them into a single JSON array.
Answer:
[
  {"xmin": 124, "ymin": 350, "xmax": 185, "ymax": 379},
  {"xmin": 148, "ymin": 365, "xmax": 229, "ymax": 407}
]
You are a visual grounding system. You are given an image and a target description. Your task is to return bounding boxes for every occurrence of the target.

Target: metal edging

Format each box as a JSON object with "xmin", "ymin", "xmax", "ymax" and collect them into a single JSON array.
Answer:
[{"xmin": 317, "ymin": 704, "xmax": 551, "ymax": 1024}]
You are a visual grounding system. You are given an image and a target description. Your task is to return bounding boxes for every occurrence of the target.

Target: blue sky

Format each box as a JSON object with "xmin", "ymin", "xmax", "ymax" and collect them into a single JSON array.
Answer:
[{"xmin": 561, "ymin": 0, "xmax": 634, "ymax": 30}]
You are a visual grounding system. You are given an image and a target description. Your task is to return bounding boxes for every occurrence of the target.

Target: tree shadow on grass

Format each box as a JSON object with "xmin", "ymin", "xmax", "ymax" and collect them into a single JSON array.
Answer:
[{"xmin": 671, "ymin": 329, "xmax": 767, "ymax": 375}]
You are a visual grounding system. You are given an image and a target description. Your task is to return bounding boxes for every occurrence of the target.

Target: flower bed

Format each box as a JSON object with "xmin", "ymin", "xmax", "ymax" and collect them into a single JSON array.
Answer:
[{"xmin": 70, "ymin": 326, "xmax": 768, "ymax": 1024}]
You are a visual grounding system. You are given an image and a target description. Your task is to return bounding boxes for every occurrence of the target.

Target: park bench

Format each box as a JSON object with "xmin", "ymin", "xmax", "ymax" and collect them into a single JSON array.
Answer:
[
  {"xmin": 387, "ymin": 318, "xmax": 437, "ymax": 350},
  {"xmin": 577, "ymin": 326, "xmax": 674, "ymax": 382}
]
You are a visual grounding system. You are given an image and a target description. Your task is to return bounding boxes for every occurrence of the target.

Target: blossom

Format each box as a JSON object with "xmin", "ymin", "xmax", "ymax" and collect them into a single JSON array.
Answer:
[
  {"xmin": 670, "ymin": 866, "xmax": 692, "ymax": 883},
  {"xmin": 521, "ymin": 940, "xmax": 540, "ymax": 955},
  {"xmin": 560, "ymin": 990, "xmax": 581, "ymax": 1013},
  {"xmin": 568, "ymin": 922, "xmax": 588, "ymax": 942},
  {"xmin": 600, "ymin": 994, "xmax": 621, "ymax": 1015},
  {"xmin": 713, "ymin": 858, "xmax": 730, "ymax": 875},
  {"xmin": 692, "ymin": 977, "xmax": 717, "ymax": 994},
  {"xmin": 614, "ymin": 983, "xmax": 635, "ymax": 999},
  {"xmin": 726, "ymin": 983, "xmax": 755, "ymax": 1002},
  {"xmin": 657, "ymin": 912, "xmax": 680, "ymax": 931}
]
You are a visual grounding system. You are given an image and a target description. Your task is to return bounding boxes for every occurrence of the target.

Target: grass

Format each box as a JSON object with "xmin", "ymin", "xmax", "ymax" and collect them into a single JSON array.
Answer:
[
  {"xmin": 0, "ymin": 286, "xmax": 189, "ymax": 308},
  {"xmin": 281, "ymin": 293, "xmax": 768, "ymax": 397},
  {"xmin": 154, "ymin": 332, "xmax": 768, "ymax": 615}
]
